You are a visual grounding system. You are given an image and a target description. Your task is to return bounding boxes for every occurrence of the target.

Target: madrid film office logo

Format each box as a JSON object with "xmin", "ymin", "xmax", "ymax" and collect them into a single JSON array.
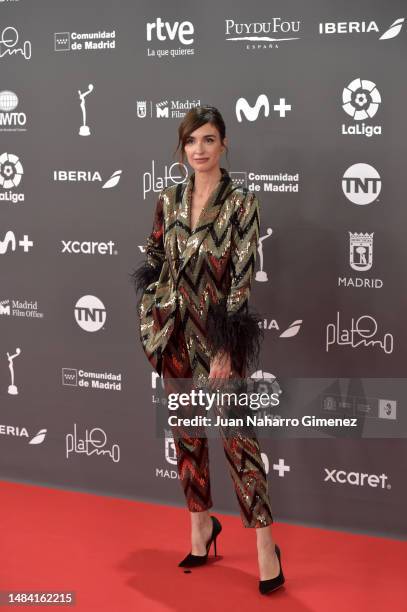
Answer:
[
  {"xmin": 136, "ymin": 99, "xmax": 201, "ymax": 119},
  {"xmin": 342, "ymin": 163, "xmax": 381, "ymax": 205},
  {"xmin": 74, "ymin": 295, "xmax": 106, "ymax": 332},
  {"xmin": 342, "ymin": 78, "xmax": 382, "ymax": 137}
]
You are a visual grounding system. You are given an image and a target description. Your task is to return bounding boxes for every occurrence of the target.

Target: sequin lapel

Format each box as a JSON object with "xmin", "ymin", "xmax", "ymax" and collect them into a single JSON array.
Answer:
[{"xmin": 176, "ymin": 168, "xmax": 234, "ymax": 278}]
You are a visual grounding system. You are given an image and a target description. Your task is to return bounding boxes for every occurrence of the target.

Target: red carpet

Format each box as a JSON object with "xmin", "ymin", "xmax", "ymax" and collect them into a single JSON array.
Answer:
[{"xmin": 0, "ymin": 480, "xmax": 405, "ymax": 611}]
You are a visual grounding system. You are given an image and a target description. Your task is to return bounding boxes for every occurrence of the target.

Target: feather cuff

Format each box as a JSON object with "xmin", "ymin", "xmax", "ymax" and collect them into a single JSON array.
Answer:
[
  {"xmin": 130, "ymin": 260, "xmax": 161, "ymax": 294},
  {"xmin": 206, "ymin": 298, "xmax": 264, "ymax": 373}
]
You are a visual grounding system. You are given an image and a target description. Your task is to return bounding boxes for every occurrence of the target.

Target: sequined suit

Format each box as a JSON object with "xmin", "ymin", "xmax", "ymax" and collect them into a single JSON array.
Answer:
[{"xmin": 133, "ymin": 167, "xmax": 273, "ymax": 528}]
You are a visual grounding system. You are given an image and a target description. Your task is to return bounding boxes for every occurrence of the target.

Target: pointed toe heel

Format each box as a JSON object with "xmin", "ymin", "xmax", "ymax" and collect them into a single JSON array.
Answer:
[
  {"xmin": 178, "ymin": 515, "xmax": 222, "ymax": 568},
  {"xmin": 258, "ymin": 544, "xmax": 285, "ymax": 595}
]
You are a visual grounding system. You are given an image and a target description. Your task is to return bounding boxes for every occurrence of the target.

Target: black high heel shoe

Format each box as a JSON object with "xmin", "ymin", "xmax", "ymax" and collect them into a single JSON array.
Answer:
[
  {"xmin": 178, "ymin": 515, "xmax": 222, "ymax": 568},
  {"xmin": 259, "ymin": 544, "xmax": 285, "ymax": 595}
]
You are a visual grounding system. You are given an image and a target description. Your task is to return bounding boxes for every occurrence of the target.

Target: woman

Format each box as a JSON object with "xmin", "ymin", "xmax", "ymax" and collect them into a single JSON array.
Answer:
[{"xmin": 132, "ymin": 105, "xmax": 285, "ymax": 595}]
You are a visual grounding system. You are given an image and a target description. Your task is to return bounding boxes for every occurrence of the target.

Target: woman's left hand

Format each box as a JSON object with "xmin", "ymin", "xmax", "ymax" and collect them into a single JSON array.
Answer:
[{"xmin": 209, "ymin": 350, "xmax": 232, "ymax": 387}]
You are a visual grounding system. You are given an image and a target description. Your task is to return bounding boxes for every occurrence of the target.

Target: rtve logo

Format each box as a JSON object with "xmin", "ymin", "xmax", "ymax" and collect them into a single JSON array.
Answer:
[
  {"xmin": 146, "ymin": 18, "xmax": 194, "ymax": 45},
  {"xmin": 342, "ymin": 163, "xmax": 381, "ymax": 205},
  {"xmin": 74, "ymin": 295, "xmax": 106, "ymax": 332}
]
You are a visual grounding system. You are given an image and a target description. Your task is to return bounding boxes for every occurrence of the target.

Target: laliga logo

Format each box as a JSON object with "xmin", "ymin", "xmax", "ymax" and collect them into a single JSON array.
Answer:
[
  {"xmin": 0, "ymin": 152, "xmax": 23, "ymax": 188},
  {"xmin": 342, "ymin": 78, "xmax": 381, "ymax": 120}
]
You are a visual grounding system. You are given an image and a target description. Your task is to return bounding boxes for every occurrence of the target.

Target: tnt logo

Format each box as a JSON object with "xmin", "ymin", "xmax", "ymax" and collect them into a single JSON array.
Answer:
[{"xmin": 74, "ymin": 295, "xmax": 106, "ymax": 332}]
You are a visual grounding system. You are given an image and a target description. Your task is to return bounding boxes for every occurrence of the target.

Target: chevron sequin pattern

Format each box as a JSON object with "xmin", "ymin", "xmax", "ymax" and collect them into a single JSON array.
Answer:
[{"xmin": 162, "ymin": 309, "xmax": 273, "ymax": 528}]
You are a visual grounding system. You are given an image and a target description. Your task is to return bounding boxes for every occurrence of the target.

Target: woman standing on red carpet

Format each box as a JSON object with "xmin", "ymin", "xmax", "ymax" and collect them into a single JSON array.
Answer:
[{"xmin": 132, "ymin": 105, "xmax": 285, "ymax": 595}]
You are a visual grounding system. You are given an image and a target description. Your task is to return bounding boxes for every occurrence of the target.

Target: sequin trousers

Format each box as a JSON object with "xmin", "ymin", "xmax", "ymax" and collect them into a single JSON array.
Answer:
[{"xmin": 161, "ymin": 308, "xmax": 273, "ymax": 528}]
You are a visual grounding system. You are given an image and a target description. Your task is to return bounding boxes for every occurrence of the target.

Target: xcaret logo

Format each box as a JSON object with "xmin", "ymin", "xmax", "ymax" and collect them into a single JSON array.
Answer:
[
  {"xmin": 324, "ymin": 468, "xmax": 391, "ymax": 489},
  {"xmin": 61, "ymin": 239, "xmax": 118, "ymax": 255}
]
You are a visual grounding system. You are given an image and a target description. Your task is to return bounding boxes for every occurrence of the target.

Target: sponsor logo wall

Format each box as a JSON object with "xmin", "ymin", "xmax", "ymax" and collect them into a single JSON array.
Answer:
[{"xmin": 0, "ymin": 1, "xmax": 405, "ymax": 538}]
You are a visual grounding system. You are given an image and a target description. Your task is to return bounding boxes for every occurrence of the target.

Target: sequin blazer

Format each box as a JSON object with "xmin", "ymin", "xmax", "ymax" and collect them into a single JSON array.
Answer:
[{"xmin": 132, "ymin": 167, "xmax": 263, "ymax": 379}]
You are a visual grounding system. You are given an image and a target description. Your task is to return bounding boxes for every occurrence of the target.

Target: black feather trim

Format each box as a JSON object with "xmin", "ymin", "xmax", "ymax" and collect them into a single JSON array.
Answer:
[
  {"xmin": 206, "ymin": 298, "xmax": 264, "ymax": 373},
  {"xmin": 129, "ymin": 260, "xmax": 161, "ymax": 294}
]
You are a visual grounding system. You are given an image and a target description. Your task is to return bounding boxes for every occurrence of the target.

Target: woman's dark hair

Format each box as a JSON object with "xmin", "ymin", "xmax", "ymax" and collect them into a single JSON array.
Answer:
[{"xmin": 174, "ymin": 105, "xmax": 230, "ymax": 167}]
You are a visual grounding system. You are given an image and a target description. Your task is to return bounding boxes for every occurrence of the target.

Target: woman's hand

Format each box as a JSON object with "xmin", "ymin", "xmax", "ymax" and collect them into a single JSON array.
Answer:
[{"xmin": 209, "ymin": 350, "xmax": 232, "ymax": 388}]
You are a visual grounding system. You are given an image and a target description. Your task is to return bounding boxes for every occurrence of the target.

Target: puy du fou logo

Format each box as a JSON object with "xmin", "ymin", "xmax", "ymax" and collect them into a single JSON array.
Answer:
[{"xmin": 225, "ymin": 18, "xmax": 301, "ymax": 48}]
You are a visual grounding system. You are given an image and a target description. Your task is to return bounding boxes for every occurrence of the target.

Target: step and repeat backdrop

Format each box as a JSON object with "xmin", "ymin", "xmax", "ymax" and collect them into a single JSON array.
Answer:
[{"xmin": 1, "ymin": 1, "xmax": 406, "ymax": 538}]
